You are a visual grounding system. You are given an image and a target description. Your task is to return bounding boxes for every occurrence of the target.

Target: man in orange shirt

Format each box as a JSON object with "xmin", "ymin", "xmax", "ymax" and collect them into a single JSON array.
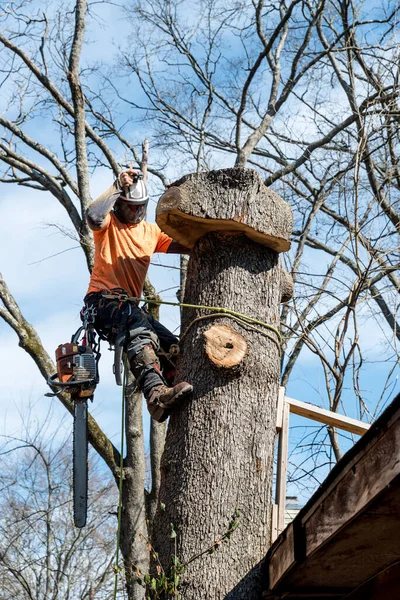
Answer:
[{"xmin": 83, "ymin": 169, "xmax": 192, "ymax": 422}]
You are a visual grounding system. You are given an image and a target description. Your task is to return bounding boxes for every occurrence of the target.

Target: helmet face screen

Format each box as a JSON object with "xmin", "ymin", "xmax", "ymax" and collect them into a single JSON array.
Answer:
[{"xmin": 114, "ymin": 199, "xmax": 147, "ymax": 224}]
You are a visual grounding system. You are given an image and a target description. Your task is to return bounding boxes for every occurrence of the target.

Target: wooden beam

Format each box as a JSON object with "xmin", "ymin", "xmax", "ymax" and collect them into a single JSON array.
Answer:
[
  {"xmin": 275, "ymin": 399, "xmax": 290, "ymax": 534},
  {"xmin": 276, "ymin": 386, "xmax": 285, "ymax": 431},
  {"xmin": 286, "ymin": 397, "xmax": 370, "ymax": 436},
  {"xmin": 342, "ymin": 561, "xmax": 400, "ymax": 600},
  {"xmin": 271, "ymin": 504, "xmax": 279, "ymax": 544}
]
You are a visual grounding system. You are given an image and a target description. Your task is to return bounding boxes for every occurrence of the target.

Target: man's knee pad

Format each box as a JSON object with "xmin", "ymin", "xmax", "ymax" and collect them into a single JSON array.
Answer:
[
  {"xmin": 129, "ymin": 344, "xmax": 167, "ymax": 391},
  {"xmin": 126, "ymin": 326, "xmax": 160, "ymax": 362}
]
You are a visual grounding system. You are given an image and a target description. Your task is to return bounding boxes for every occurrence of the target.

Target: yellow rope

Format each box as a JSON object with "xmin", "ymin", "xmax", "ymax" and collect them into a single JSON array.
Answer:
[
  {"xmin": 179, "ymin": 313, "xmax": 281, "ymax": 352},
  {"xmin": 143, "ymin": 298, "xmax": 282, "ymax": 342},
  {"xmin": 103, "ymin": 292, "xmax": 282, "ymax": 345}
]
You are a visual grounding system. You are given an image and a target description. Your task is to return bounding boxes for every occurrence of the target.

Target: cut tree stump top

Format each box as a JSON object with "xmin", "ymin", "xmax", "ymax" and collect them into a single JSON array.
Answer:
[{"xmin": 156, "ymin": 168, "xmax": 293, "ymax": 253}]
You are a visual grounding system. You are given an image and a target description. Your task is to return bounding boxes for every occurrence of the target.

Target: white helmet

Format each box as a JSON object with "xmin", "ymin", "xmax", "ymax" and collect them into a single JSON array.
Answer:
[
  {"xmin": 114, "ymin": 173, "xmax": 149, "ymax": 224},
  {"xmin": 119, "ymin": 174, "xmax": 149, "ymax": 204}
]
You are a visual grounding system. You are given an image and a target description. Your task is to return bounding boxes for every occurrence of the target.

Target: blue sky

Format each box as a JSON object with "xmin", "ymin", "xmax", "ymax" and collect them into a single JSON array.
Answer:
[{"xmin": 0, "ymin": 0, "xmax": 399, "ymax": 508}]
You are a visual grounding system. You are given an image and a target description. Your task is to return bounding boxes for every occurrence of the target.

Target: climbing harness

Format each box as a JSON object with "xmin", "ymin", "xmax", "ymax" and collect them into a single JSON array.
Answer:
[{"xmin": 85, "ymin": 289, "xmax": 175, "ymax": 387}]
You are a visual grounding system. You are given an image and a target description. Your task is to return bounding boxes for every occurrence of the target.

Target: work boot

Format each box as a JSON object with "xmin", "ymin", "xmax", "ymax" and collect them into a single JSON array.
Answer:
[
  {"xmin": 147, "ymin": 381, "xmax": 193, "ymax": 423},
  {"xmin": 130, "ymin": 344, "xmax": 193, "ymax": 421}
]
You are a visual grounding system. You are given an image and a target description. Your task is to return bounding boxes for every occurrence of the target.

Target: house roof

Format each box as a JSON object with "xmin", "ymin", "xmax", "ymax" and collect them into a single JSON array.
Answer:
[{"xmin": 263, "ymin": 393, "xmax": 400, "ymax": 600}]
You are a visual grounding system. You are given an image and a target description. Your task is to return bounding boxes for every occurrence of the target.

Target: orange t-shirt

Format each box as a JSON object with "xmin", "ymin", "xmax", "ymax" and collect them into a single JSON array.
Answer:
[{"xmin": 86, "ymin": 212, "xmax": 173, "ymax": 298}]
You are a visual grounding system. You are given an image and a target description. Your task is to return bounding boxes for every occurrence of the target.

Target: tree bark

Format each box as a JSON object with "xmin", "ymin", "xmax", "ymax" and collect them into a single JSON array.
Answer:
[
  {"xmin": 153, "ymin": 169, "xmax": 292, "ymax": 599},
  {"xmin": 67, "ymin": 0, "xmax": 93, "ymax": 270},
  {"xmin": 120, "ymin": 378, "xmax": 147, "ymax": 600}
]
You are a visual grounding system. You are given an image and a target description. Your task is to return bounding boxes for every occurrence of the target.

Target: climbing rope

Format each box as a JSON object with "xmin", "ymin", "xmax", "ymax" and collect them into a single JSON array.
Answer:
[
  {"xmin": 179, "ymin": 312, "xmax": 281, "ymax": 352},
  {"xmin": 113, "ymin": 354, "xmax": 128, "ymax": 600},
  {"xmin": 102, "ymin": 292, "xmax": 282, "ymax": 347}
]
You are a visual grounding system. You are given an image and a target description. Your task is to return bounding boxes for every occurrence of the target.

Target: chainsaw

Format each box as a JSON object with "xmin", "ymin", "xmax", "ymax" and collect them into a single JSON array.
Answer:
[
  {"xmin": 46, "ymin": 326, "xmax": 99, "ymax": 398},
  {"xmin": 46, "ymin": 324, "xmax": 100, "ymax": 529}
]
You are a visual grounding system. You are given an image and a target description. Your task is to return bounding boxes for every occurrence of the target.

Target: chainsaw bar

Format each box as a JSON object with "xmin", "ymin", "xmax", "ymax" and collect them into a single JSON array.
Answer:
[{"xmin": 73, "ymin": 399, "xmax": 88, "ymax": 528}]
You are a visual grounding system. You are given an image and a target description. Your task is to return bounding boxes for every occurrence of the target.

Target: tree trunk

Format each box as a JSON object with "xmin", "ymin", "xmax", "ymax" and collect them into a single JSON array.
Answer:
[
  {"xmin": 120, "ymin": 378, "xmax": 148, "ymax": 600},
  {"xmin": 153, "ymin": 168, "xmax": 291, "ymax": 599}
]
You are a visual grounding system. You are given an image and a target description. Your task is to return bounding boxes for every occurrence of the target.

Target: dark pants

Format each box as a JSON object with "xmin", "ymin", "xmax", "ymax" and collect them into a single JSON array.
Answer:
[{"xmin": 83, "ymin": 291, "xmax": 178, "ymax": 389}]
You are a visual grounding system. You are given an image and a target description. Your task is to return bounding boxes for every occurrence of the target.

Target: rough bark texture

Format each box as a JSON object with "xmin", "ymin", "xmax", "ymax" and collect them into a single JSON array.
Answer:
[
  {"xmin": 146, "ymin": 418, "xmax": 166, "ymax": 530},
  {"xmin": 143, "ymin": 279, "xmax": 167, "ymax": 532},
  {"xmin": 153, "ymin": 168, "xmax": 292, "ymax": 599},
  {"xmin": 280, "ymin": 268, "xmax": 294, "ymax": 303},
  {"xmin": 120, "ymin": 377, "xmax": 148, "ymax": 600},
  {"xmin": 157, "ymin": 168, "xmax": 293, "ymax": 253},
  {"xmin": 67, "ymin": 0, "xmax": 93, "ymax": 263}
]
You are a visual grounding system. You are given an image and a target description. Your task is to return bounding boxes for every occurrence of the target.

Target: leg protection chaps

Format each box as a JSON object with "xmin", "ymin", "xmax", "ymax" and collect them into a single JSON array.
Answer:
[{"xmin": 129, "ymin": 344, "xmax": 166, "ymax": 399}]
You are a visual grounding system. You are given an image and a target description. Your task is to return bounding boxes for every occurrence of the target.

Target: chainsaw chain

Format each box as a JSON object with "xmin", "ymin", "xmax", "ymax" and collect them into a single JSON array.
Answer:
[{"xmin": 73, "ymin": 399, "xmax": 89, "ymax": 528}]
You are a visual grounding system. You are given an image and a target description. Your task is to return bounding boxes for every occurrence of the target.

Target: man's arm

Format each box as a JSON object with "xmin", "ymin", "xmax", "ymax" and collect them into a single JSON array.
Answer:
[
  {"xmin": 86, "ymin": 170, "xmax": 137, "ymax": 230},
  {"xmin": 86, "ymin": 183, "xmax": 120, "ymax": 230},
  {"xmin": 166, "ymin": 241, "xmax": 191, "ymax": 255}
]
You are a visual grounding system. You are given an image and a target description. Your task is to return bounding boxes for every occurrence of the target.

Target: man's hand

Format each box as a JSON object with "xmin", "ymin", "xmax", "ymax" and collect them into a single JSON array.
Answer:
[{"xmin": 119, "ymin": 169, "xmax": 139, "ymax": 189}]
